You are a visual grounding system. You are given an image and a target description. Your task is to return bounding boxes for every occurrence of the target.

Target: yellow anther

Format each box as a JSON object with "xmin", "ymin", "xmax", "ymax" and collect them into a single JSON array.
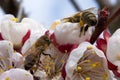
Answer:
[
  {"xmin": 87, "ymin": 45, "xmax": 94, "ymax": 50},
  {"xmin": 77, "ymin": 66, "xmax": 82, "ymax": 70},
  {"xmin": 14, "ymin": 50, "xmax": 17, "ymax": 53},
  {"xmin": 5, "ymin": 77, "xmax": 10, "ymax": 80},
  {"xmin": 50, "ymin": 20, "xmax": 60, "ymax": 30},
  {"xmin": 91, "ymin": 51, "xmax": 96, "ymax": 54},
  {"xmin": 12, "ymin": 18, "xmax": 18, "ymax": 22},
  {"xmin": 85, "ymin": 77, "xmax": 90, "ymax": 80},
  {"xmin": 91, "ymin": 62, "xmax": 100, "ymax": 68},
  {"xmin": 0, "ymin": 56, "xmax": 2, "ymax": 60},
  {"xmin": 86, "ymin": 60, "xmax": 91, "ymax": 63},
  {"xmin": 25, "ymin": 73, "xmax": 29, "ymax": 76},
  {"xmin": 116, "ymin": 53, "xmax": 120, "ymax": 60},
  {"xmin": 61, "ymin": 59, "xmax": 65, "ymax": 63},
  {"xmin": 79, "ymin": 20, "xmax": 84, "ymax": 27},
  {"xmin": 7, "ymin": 66, "xmax": 13, "ymax": 69},
  {"xmin": 102, "ymin": 72, "xmax": 108, "ymax": 80},
  {"xmin": 65, "ymin": 50, "xmax": 67, "ymax": 53},
  {"xmin": 0, "ymin": 69, "xmax": 4, "ymax": 74},
  {"xmin": 92, "ymin": 63, "xmax": 97, "ymax": 68}
]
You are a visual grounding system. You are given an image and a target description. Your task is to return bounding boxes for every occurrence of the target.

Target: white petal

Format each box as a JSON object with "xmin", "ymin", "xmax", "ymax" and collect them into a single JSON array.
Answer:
[
  {"xmin": 21, "ymin": 30, "xmax": 46, "ymax": 54},
  {"xmin": 54, "ymin": 22, "xmax": 93, "ymax": 45},
  {"xmin": 11, "ymin": 52, "xmax": 24, "ymax": 68},
  {"xmin": 0, "ymin": 40, "xmax": 14, "ymax": 70},
  {"xmin": 0, "ymin": 68, "xmax": 33, "ymax": 80},
  {"xmin": 66, "ymin": 42, "xmax": 106, "ymax": 79},
  {"xmin": 0, "ymin": 15, "xmax": 46, "ymax": 47},
  {"xmin": 106, "ymin": 28, "xmax": 120, "ymax": 65},
  {"xmin": 0, "ymin": 20, "xmax": 29, "ymax": 47}
]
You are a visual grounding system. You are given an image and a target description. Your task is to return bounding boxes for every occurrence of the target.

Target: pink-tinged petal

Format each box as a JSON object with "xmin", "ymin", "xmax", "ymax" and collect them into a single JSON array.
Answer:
[
  {"xmin": 113, "ymin": 70, "xmax": 120, "ymax": 77},
  {"xmin": 103, "ymin": 28, "xmax": 111, "ymax": 41},
  {"xmin": 50, "ymin": 33, "xmax": 79, "ymax": 53},
  {"xmin": 54, "ymin": 22, "xmax": 93, "ymax": 45},
  {"xmin": 0, "ymin": 33, "xmax": 4, "ymax": 40},
  {"xmin": 61, "ymin": 63, "xmax": 66, "ymax": 79},
  {"xmin": 108, "ymin": 60, "xmax": 117, "ymax": 71},
  {"xmin": 45, "ymin": 30, "xmax": 50, "ymax": 36},
  {"xmin": 66, "ymin": 42, "xmax": 112, "ymax": 80},
  {"xmin": 58, "ymin": 44, "xmax": 78, "ymax": 53},
  {"xmin": 96, "ymin": 38, "xmax": 107, "ymax": 53},
  {"xmin": 0, "ymin": 40, "xmax": 14, "ymax": 70},
  {"xmin": 50, "ymin": 33, "xmax": 59, "ymax": 47},
  {"xmin": 22, "ymin": 29, "xmax": 31, "ymax": 45}
]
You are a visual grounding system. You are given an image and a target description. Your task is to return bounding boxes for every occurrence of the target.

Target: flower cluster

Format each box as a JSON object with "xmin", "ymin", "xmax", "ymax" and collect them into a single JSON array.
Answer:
[{"xmin": 0, "ymin": 8, "xmax": 119, "ymax": 80}]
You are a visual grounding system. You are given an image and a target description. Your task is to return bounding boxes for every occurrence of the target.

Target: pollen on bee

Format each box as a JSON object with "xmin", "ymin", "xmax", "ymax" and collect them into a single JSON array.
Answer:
[
  {"xmin": 85, "ymin": 77, "xmax": 90, "ymax": 80},
  {"xmin": 87, "ymin": 45, "xmax": 94, "ymax": 50},
  {"xmin": 79, "ymin": 20, "xmax": 84, "ymax": 27},
  {"xmin": 5, "ymin": 77, "xmax": 10, "ymax": 80}
]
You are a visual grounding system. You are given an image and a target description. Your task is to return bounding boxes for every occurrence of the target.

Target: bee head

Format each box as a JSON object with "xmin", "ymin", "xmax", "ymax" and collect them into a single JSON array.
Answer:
[
  {"xmin": 35, "ymin": 35, "xmax": 51, "ymax": 47},
  {"xmin": 88, "ymin": 18, "xmax": 97, "ymax": 26}
]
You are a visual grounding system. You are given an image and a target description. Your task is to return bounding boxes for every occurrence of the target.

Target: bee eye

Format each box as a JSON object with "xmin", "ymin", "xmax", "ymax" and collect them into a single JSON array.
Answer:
[
  {"xmin": 44, "ymin": 37, "xmax": 51, "ymax": 45},
  {"xmin": 90, "ymin": 19, "xmax": 97, "ymax": 26}
]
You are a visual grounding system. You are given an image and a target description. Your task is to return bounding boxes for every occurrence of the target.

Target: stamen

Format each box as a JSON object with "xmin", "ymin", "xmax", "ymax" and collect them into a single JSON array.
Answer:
[
  {"xmin": 87, "ymin": 45, "xmax": 94, "ymax": 50},
  {"xmin": 5, "ymin": 77, "xmax": 10, "ymax": 80},
  {"xmin": 12, "ymin": 18, "xmax": 18, "ymax": 22},
  {"xmin": 85, "ymin": 77, "xmax": 90, "ymax": 80},
  {"xmin": 65, "ymin": 50, "xmax": 68, "ymax": 53},
  {"xmin": 77, "ymin": 66, "xmax": 82, "ymax": 71},
  {"xmin": 91, "ymin": 62, "xmax": 100, "ymax": 68}
]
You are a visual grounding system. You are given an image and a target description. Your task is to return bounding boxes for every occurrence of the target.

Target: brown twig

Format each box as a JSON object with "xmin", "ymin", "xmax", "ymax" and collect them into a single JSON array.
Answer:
[
  {"xmin": 70, "ymin": 0, "xmax": 81, "ymax": 11},
  {"xmin": 0, "ymin": 0, "xmax": 27, "ymax": 20},
  {"xmin": 90, "ymin": 7, "xmax": 120, "ymax": 44},
  {"xmin": 105, "ymin": 8, "xmax": 120, "ymax": 27}
]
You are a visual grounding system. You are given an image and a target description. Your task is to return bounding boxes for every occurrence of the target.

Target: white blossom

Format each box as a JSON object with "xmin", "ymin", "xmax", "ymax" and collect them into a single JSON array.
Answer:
[
  {"xmin": 54, "ymin": 22, "xmax": 93, "ymax": 45},
  {"xmin": 66, "ymin": 42, "xmax": 112, "ymax": 80},
  {"xmin": 0, "ymin": 68, "xmax": 33, "ymax": 80},
  {"xmin": 107, "ymin": 28, "xmax": 120, "ymax": 73}
]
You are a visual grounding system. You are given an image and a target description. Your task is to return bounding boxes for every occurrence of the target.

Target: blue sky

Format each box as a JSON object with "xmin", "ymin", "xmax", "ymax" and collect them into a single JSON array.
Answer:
[
  {"xmin": 0, "ymin": 0, "xmax": 117, "ymax": 28},
  {"xmin": 23, "ymin": 0, "xmax": 99, "ymax": 28}
]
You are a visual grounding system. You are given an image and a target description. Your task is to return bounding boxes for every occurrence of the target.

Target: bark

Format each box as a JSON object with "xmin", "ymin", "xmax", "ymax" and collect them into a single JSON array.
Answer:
[{"xmin": 0, "ymin": 0, "xmax": 27, "ymax": 20}]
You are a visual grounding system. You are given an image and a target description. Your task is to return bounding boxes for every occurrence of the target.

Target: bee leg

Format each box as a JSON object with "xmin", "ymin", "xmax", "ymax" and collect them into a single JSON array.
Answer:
[
  {"xmin": 79, "ymin": 26, "xmax": 84, "ymax": 37},
  {"xmin": 34, "ymin": 54, "xmax": 41, "ymax": 73},
  {"xmin": 33, "ymin": 76, "xmax": 41, "ymax": 80},
  {"xmin": 83, "ymin": 25, "xmax": 89, "ymax": 35},
  {"xmin": 42, "ymin": 52, "xmax": 52, "ymax": 58}
]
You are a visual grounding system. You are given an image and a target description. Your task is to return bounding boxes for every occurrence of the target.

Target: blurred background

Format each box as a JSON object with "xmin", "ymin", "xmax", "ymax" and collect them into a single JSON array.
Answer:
[{"xmin": 0, "ymin": 0, "xmax": 119, "ymax": 33}]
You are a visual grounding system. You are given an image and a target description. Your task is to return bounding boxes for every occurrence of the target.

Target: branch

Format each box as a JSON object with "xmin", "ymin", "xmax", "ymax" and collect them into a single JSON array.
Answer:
[
  {"xmin": 70, "ymin": 0, "xmax": 81, "ymax": 11},
  {"xmin": 90, "ymin": 7, "xmax": 120, "ymax": 44},
  {"xmin": 0, "ymin": 0, "xmax": 27, "ymax": 20}
]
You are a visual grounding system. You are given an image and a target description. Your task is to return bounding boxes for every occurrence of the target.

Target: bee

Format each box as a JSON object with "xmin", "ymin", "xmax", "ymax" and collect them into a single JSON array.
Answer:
[
  {"xmin": 61, "ymin": 8, "xmax": 98, "ymax": 36},
  {"xmin": 24, "ymin": 35, "xmax": 51, "ymax": 73}
]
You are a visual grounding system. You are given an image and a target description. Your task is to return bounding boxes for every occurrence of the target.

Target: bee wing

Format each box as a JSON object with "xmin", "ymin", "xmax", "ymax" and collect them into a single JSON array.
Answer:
[
  {"xmin": 83, "ymin": 7, "xmax": 98, "ymax": 15},
  {"xmin": 23, "ymin": 45, "xmax": 39, "ymax": 57}
]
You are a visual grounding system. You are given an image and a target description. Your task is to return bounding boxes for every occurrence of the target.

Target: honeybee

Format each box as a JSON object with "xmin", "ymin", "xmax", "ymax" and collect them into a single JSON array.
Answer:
[
  {"xmin": 62, "ymin": 8, "xmax": 98, "ymax": 36},
  {"xmin": 24, "ymin": 35, "xmax": 51, "ymax": 73}
]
